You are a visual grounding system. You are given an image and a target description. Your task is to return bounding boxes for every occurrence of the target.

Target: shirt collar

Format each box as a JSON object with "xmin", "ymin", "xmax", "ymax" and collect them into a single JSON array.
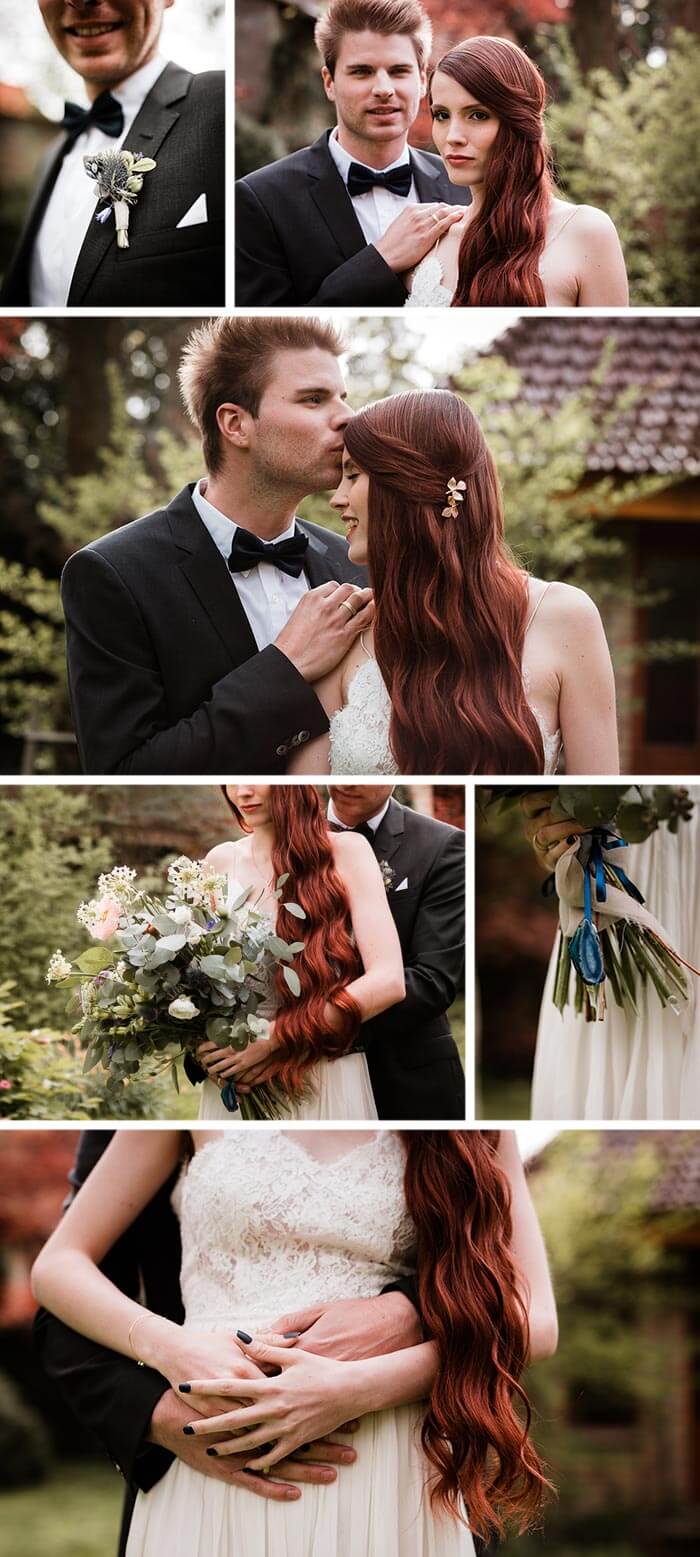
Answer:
[
  {"xmin": 111, "ymin": 53, "xmax": 168, "ymax": 115},
  {"xmin": 328, "ymin": 125, "xmax": 411, "ymax": 187},
  {"xmin": 327, "ymin": 797, "xmax": 392, "ymax": 833},
  {"xmin": 192, "ymin": 479, "xmax": 299, "ymax": 572}
]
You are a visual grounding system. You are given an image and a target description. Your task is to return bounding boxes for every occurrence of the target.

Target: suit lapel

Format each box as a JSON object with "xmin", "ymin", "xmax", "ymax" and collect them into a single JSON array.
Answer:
[
  {"xmin": 411, "ymin": 148, "xmax": 471, "ymax": 208},
  {"xmin": 167, "ymin": 486, "xmax": 259, "ymax": 664},
  {"xmin": 299, "ymin": 523, "xmax": 342, "ymax": 587},
  {"xmin": 307, "ymin": 134, "xmax": 367, "ymax": 261},
  {"xmin": 373, "ymin": 798, "xmax": 406, "ymax": 866},
  {"xmin": 68, "ymin": 63, "xmax": 192, "ymax": 304}
]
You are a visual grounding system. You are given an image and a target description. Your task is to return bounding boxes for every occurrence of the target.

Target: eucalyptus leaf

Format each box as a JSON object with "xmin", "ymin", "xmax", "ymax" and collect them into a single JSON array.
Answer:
[
  {"xmin": 283, "ymin": 902, "xmax": 306, "ymax": 919},
  {"xmin": 283, "ymin": 966, "xmax": 301, "ymax": 997}
]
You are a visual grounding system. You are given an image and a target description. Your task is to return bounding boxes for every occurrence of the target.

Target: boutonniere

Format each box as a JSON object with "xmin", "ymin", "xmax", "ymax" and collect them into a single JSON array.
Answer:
[
  {"xmin": 84, "ymin": 148, "xmax": 157, "ymax": 248},
  {"xmin": 379, "ymin": 860, "xmax": 395, "ymax": 892}
]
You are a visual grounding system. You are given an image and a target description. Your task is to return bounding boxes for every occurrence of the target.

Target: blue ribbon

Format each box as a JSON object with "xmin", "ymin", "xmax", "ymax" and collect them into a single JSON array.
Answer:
[
  {"xmin": 220, "ymin": 1081, "xmax": 239, "ymax": 1113},
  {"xmin": 569, "ymin": 827, "xmax": 644, "ymax": 989}
]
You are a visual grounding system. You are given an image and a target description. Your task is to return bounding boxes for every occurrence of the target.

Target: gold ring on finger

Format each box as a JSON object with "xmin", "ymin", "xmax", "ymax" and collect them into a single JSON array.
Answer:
[{"xmin": 339, "ymin": 599, "xmax": 357, "ymax": 617}]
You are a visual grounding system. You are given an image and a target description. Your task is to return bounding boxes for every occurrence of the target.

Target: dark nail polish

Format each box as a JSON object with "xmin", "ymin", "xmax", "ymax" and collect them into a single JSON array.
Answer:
[
  {"xmin": 566, "ymin": 835, "xmax": 577, "ymax": 845},
  {"xmin": 178, "ymin": 1383, "xmax": 191, "ymax": 1393},
  {"xmin": 206, "ymin": 1447, "xmax": 218, "ymax": 1457},
  {"xmin": 283, "ymin": 1330, "xmax": 302, "ymax": 1338},
  {"xmin": 182, "ymin": 1425, "xmax": 195, "ymax": 1436},
  {"xmin": 236, "ymin": 1329, "xmax": 252, "ymax": 1344},
  {"xmin": 301, "ymin": 1444, "xmax": 312, "ymax": 1452}
]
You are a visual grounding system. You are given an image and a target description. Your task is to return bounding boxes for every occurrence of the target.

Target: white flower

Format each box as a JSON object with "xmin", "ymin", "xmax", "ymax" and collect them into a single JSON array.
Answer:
[
  {"xmin": 46, "ymin": 950, "xmax": 73, "ymax": 984},
  {"xmin": 96, "ymin": 865, "xmax": 137, "ymax": 902},
  {"xmin": 185, "ymin": 923, "xmax": 204, "ymax": 946},
  {"xmin": 172, "ymin": 905, "xmax": 193, "ymax": 925},
  {"xmin": 248, "ymin": 1015, "xmax": 271, "ymax": 1040},
  {"xmin": 168, "ymin": 995, "xmax": 199, "ymax": 1021}
]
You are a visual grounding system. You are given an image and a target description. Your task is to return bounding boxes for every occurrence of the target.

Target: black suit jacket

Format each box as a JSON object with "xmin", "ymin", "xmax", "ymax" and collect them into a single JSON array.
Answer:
[
  {"xmin": 61, "ymin": 484, "xmax": 366, "ymax": 774},
  {"xmin": 33, "ymin": 1131, "xmax": 183, "ymax": 1557},
  {"xmin": 235, "ymin": 129, "xmax": 470, "ymax": 305},
  {"xmin": 362, "ymin": 800, "xmax": 465, "ymax": 1120},
  {"xmin": 1, "ymin": 64, "xmax": 224, "ymax": 307}
]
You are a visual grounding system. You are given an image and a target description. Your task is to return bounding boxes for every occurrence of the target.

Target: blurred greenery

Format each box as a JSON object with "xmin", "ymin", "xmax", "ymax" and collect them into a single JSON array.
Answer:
[{"xmin": 0, "ymin": 1461, "xmax": 121, "ymax": 1557}]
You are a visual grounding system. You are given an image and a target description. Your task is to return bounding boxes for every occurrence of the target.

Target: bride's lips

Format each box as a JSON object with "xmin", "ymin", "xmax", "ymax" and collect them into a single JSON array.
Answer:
[{"xmin": 445, "ymin": 155, "xmax": 476, "ymax": 166}]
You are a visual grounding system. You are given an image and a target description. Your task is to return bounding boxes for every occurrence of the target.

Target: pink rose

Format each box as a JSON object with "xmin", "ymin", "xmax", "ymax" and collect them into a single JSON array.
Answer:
[
  {"xmin": 91, "ymin": 896, "xmax": 122, "ymax": 941},
  {"xmin": 0, "ymin": 1080, "xmax": 12, "ymax": 1090}
]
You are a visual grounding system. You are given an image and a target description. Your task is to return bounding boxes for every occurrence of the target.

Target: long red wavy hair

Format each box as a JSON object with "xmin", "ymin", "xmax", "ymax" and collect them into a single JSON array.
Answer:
[
  {"xmin": 222, "ymin": 786, "xmax": 361, "ymax": 1092},
  {"xmin": 430, "ymin": 36, "xmax": 553, "ymax": 306},
  {"xmin": 343, "ymin": 390, "xmax": 544, "ymax": 773},
  {"xmin": 401, "ymin": 1130, "xmax": 552, "ymax": 1538}
]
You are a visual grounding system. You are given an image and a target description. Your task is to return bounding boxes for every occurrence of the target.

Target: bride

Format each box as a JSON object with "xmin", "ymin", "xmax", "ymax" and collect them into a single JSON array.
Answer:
[
  {"xmin": 32, "ymin": 1127, "xmax": 558, "ymax": 1555},
  {"xmin": 405, "ymin": 36, "xmax": 629, "ymax": 309},
  {"xmin": 290, "ymin": 389, "xmax": 619, "ymax": 776},
  {"xmin": 191, "ymin": 784, "xmax": 404, "ymax": 1119},
  {"xmin": 523, "ymin": 788, "xmax": 700, "ymax": 1120}
]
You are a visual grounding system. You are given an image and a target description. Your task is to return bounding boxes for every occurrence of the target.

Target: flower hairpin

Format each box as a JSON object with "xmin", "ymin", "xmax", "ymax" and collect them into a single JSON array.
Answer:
[
  {"xmin": 442, "ymin": 477, "xmax": 466, "ymax": 520},
  {"xmin": 84, "ymin": 148, "xmax": 157, "ymax": 248}
]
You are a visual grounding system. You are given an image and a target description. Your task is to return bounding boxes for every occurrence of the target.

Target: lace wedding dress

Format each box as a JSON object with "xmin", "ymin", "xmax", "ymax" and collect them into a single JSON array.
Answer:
[
  {"xmin": 532, "ymin": 789, "xmax": 700, "ymax": 1119},
  {"xmin": 198, "ymin": 877, "xmax": 377, "ymax": 1121},
  {"xmin": 329, "ymin": 638, "xmax": 562, "ymax": 775},
  {"xmin": 126, "ymin": 1131, "xmax": 476, "ymax": 1557}
]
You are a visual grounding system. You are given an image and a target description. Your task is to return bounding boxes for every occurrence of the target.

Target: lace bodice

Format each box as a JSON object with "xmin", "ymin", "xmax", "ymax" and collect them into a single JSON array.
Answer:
[
  {"xmin": 405, "ymin": 251, "xmax": 453, "ymax": 308},
  {"xmin": 328, "ymin": 657, "xmax": 561, "ymax": 774},
  {"xmin": 174, "ymin": 1131, "xmax": 416, "ymax": 1329},
  {"xmin": 329, "ymin": 657, "xmax": 398, "ymax": 774}
]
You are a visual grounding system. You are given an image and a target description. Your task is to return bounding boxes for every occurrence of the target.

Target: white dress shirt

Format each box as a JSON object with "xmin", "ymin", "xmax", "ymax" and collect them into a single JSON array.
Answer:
[
  {"xmin": 191, "ymin": 479, "xmax": 309, "ymax": 652},
  {"xmin": 30, "ymin": 54, "xmax": 167, "ymax": 306},
  {"xmin": 327, "ymin": 797, "xmax": 392, "ymax": 834},
  {"xmin": 327, "ymin": 127, "xmax": 417, "ymax": 246}
]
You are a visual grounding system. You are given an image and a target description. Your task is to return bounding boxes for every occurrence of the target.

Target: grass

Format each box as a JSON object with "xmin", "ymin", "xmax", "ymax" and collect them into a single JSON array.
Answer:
[
  {"xmin": 0, "ymin": 1462, "xmax": 121, "ymax": 1557},
  {"xmin": 478, "ymin": 1073, "xmax": 531, "ymax": 1120}
]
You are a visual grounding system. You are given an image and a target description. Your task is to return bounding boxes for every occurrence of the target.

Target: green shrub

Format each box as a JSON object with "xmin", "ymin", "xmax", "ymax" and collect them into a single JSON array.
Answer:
[{"xmin": 0, "ymin": 1370, "xmax": 53, "ymax": 1488}]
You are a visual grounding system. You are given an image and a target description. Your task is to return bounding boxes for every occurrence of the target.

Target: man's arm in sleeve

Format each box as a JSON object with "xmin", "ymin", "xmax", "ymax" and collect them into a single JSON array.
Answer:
[
  {"xmin": 364, "ymin": 831, "xmax": 466, "ymax": 1040},
  {"xmin": 235, "ymin": 180, "xmax": 408, "ymax": 307},
  {"xmin": 62, "ymin": 547, "xmax": 328, "ymax": 774}
]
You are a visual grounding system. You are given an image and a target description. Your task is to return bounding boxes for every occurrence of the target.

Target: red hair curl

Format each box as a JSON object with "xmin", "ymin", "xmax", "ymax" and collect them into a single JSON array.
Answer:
[
  {"xmin": 430, "ymin": 36, "xmax": 553, "ymax": 306},
  {"xmin": 223, "ymin": 786, "xmax": 361, "ymax": 1092},
  {"xmin": 401, "ymin": 1130, "xmax": 552, "ymax": 1538},
  {"xmin": 343, "ymin": 390, "xmax": 544, "ymax": 773}
]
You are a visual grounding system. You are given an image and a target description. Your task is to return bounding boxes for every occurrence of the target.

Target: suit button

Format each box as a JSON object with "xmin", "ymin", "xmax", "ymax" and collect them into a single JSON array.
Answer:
[
  {"xmin": 276, "ymin": 743, "xmax": 289, "ymax": 757},
  {"xmin": 299, "ymin": 731, "xmax": 310, "ymax": 743}
]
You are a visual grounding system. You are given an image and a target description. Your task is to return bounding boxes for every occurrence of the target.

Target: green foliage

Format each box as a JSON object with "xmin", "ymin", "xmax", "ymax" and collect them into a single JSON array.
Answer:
[
  {"xmin": 0, "ymin": 559, "xmax": 66, "ymax": 738},
  {"xmin": 0, "ymin": 1460, "xmax": 122, "ymax": 1557},
  {"xmin": 235, "ymin": 110, "xmax": 287, "ymax": 180},
  {"xmin": 0, "ymin": 1370, "xmax": 53, "ymax": 1488},
  {"xmin": 0, "ymin": 1017, "xmax": 188, "ymax": 1120},
  {"xmin": 543, "ymin": 28, "xmax": 700, "ymax": 305},
  {"xmin": 0, "ymin": 788, "xmax": 112, "ymax": 1028}
]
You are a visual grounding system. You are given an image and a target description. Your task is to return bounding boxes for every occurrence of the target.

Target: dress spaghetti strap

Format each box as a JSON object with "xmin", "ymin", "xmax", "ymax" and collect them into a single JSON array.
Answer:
[
  {"xmin": 544, "ymin": 205, "xmax": 579, "ymax": 252},
  {"xmin": 524, "ymin": 581, "xmax": 552, "ymax": 636},
  {"xmin": 359, "ymin": 632, "xmax": 373, "ymax": 660}
]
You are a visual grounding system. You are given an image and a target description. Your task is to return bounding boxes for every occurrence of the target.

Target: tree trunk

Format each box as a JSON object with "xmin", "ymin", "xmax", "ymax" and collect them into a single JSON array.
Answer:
[{"xmin": 570, "ymin": 0, "xmax": 621, "ymax": 75}]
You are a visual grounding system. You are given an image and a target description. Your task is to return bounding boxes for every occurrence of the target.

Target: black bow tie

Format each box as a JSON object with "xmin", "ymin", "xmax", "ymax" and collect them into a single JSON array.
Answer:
[
  {"xmin": 228, "ymin": 525, "xmax": 310, "ymax": 580},
  {"xmin": 347, "ymin": 161, "xmax": 412, "ymax": 199},
  {"xmin": 330, "ymin": 821, "xmax": 375, "ymax": 845},
  {"xmin": 61, "ymin": 90, "xmax": 125, "ymax": 141}
]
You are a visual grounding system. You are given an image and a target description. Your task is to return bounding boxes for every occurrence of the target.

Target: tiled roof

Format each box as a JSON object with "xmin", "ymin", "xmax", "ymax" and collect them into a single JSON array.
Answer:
[
  {"xmin": 533, "ymin": 1130, "xmax": 700, "ymax": 1214},
  {"xmin": 481, "ymin": 315, "xmax": 700, "ymax": 477}
]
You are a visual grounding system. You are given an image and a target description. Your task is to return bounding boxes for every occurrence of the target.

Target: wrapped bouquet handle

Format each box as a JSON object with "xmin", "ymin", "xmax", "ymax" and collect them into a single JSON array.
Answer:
[{"xmin": 553, "ymin": 827, "xmax": 698, "ymax": 1021}]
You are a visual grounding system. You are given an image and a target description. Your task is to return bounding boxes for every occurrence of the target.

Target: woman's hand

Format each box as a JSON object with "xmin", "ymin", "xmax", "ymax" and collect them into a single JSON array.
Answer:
[
  {"xmin": 521, "ymin": 791, "xmax": 586, "ymax": 873},
  {"xmin": 180, "ymin": 1333, "xmax": 372, "ymax": 1470},
  {"xmin": 196, "ymin": 1027, "xmax": 279, "ymax": 1086},
  {"xmin": 152, "ymin": 1324, "xmax": 297, "ymax": 1410}
]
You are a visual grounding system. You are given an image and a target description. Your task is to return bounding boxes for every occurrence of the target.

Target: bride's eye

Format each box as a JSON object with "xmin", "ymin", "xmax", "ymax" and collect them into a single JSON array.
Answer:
[
  {"xmin": 468, "ymin": 109, "xmax": 490, "ymax": 121},
  {"xmin": 430, "ymin": 108, "xmax": 448, "ymax": 121}
]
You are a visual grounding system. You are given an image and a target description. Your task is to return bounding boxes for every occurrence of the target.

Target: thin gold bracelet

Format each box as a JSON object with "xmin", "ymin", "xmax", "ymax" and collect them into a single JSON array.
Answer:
[{"xmin": 127, "ymin": 1311, "xmax": 152, "ymax": 1367}]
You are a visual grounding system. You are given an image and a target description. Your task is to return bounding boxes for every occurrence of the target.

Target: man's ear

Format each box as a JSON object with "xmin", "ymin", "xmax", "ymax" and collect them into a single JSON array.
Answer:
[
  {"xmin": 321, "ymin": 65, "xmax": 336, "ymax": 104},
  {"xmin": 216, "ymin": 402, "xmax": 253, "ymax": 450},
  {"xmin": 418, "ymin": 67, "xmax": 428, "ymax": 98}
]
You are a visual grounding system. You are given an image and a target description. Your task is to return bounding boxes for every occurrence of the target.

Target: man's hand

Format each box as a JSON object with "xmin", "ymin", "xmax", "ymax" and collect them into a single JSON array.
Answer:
[
  {"xmin": 276, "ymin": 582, "xmax": 374, "ymax": 682},
  {"xmin": 374, "ymin": 203, "xmax": 464, "ymax": 274},
  {"xmin": 266, "ymin": 1292, "xmax": 422, "ymax": 1362},
  {"xmin": 147, "ymin": 1387, "xmax": 356, "ymax": 1502},
  {"xmin": 521, "ymin": 790, "xmax": 586, "ymax": 873}
]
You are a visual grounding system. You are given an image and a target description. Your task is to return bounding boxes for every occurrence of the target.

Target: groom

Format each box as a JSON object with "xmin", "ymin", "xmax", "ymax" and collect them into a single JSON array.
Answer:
[
  {"xmin": 235, "ymin": 0, "xmax": 470, "ymax": 305},
  {"xmin": 197, "ymin": 786, "xmax": 466, "ymax": 1120},
  {"xmin": 0, "ymin": 1, "xmax": 224, "ymax": 306},
  {"xmin": 34, "ymin": 1131, "xmax": 425, "ymax": 1557},
  {"xmin": 62, "ymin": 315, "xmax": 372, "ymax": 774}
]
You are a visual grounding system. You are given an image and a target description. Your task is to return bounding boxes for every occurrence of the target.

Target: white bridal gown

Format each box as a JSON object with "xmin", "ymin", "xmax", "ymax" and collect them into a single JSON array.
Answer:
[
  {"xmin": 198, "ymin": 878, "xmax": 377, "ymax": 1122},
  {"xmin": 126, "ymin": 1131, "xmax": 476, "ymax": 1557},
  {"xmin": 532, "ymin": 789, "xmax": 700, "ymax": 1119},
  {"xmin": 329, "ymin": 635, "xmax": 562, "ymax": 775}
]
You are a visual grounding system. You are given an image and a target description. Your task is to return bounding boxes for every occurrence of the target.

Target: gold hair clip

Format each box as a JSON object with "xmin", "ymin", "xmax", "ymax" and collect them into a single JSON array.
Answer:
[{"xmin": 442, "ymin": 477, "xmax": 466, "ymax": 520}]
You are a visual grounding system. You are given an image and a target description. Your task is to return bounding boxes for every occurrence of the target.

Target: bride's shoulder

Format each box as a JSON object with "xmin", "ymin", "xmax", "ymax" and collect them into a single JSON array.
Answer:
[
  {"xmin": 550, "ymin": 196, "xmax": 619, "ymax": 241},
  {"xmin": 529, "ymin": 577, "xmax": 603, "ymax": 629},
  {"xmin": 328, "ymin": 827, "xmax": 378, "ymax": 873},
  {"xmin": 203, "ymin": 839, "xmax": 243, "ymax": 872}
]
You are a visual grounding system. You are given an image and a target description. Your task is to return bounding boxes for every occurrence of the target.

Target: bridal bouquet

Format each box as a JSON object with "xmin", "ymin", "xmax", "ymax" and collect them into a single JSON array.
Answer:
[
  {"xmin": 46, "ymin": 857, "xmax": 306, "ymax": 1119},
  {"xmin": 481, "ymin": 786, "xmax": 696, "ymax": 1022}
]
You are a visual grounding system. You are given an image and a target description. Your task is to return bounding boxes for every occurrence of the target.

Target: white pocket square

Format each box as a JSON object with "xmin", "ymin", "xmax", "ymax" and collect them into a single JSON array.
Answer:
[
  {"xmin": 395, "ymin": 877, "xmax": 409, "ymax": 892},
  {"xmin": 177, "ymin": 193, "xmax": 208, "ymax": 229}
]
